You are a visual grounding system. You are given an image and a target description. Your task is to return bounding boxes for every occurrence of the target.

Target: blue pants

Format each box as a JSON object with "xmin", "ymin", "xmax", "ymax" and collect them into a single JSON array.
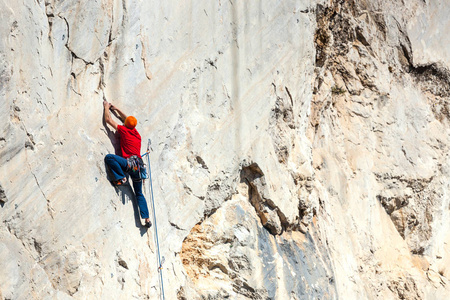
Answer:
[{"xmin": 105, "ymin": 154, "xmax": 149, "ymax": 219}]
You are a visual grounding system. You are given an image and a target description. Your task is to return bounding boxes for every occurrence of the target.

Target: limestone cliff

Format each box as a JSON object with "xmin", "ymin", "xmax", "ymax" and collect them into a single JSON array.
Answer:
[{"xmin": 1, "ymin": 0, "xmax": 450, "ymax": 299}]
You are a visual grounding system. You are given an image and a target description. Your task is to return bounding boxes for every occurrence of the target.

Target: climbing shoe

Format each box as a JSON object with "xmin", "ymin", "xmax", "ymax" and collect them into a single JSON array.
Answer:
[
  {"xmin": 113, "ymin": 178, "xmax": 127, "ymax": 186},
  {"xmin": 145, "ymin": 220, "xmax": 152, "ymax": 228}
]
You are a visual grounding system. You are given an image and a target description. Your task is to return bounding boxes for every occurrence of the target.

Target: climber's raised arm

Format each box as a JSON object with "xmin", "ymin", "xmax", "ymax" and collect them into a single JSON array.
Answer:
[
  {"xmin": 103, "ymin": 100, "xmax": 118, "ymax": 130},
  {"xmin": 110, "ymin": 103, "xmax": 128, "ymax": 123}
]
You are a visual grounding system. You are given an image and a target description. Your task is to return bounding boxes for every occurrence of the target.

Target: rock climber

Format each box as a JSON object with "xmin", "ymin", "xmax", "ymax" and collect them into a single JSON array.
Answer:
[{"xmin": 103, "ymin": 100, "xmax": 151, "ymax": 227}]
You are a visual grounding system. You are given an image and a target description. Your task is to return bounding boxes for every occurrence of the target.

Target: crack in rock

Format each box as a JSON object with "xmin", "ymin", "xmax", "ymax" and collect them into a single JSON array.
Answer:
[
  {"xmin": 241, "ymin": 163, "xmax": 286, "ymax": 235},
  {"xmin": 30, "ymin": 170, "xmax": 55, "ymax": 219}
]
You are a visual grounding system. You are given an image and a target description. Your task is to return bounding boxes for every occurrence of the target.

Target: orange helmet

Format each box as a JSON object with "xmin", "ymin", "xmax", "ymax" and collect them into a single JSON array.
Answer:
[{"xmin": 124, "ymin": 116, "xmax": 137, "ymax": 129}]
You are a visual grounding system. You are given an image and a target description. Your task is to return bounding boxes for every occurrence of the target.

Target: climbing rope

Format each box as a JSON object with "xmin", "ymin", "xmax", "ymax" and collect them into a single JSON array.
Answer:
[{"xmin": 142, "ymin": 139, "xmax": 165, "ymax": 300}]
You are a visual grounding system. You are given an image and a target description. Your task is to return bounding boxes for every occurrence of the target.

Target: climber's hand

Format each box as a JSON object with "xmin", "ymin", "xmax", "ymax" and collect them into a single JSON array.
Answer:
[{"xmin": 103, "ymin": 100, "xmax": 111, "ymax": 109}]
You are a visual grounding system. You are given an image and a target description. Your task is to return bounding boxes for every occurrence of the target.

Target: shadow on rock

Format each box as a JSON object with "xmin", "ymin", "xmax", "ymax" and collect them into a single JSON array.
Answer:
[{"xmin": 104, "ymin": 161, "xmax": 149, "ymax": 236}]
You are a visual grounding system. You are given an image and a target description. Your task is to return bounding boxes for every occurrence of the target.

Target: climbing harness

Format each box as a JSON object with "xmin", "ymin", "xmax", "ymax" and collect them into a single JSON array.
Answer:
[
  {"xmin": 141, "ymin": 139, "xmax": 165, "ymax": 300},
  {"xmin": 127, "ymin": 155, "xmax": 148, "ymax": 180},
  {"xmin": 126, "ymin": 155, "xmax": 141, "ymax": 172}
]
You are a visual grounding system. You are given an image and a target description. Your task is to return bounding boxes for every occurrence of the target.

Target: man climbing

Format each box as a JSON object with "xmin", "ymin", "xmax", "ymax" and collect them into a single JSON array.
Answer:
[{"xmin": 103, "ymin": 100, "xmax": 151, "ymax": 227}]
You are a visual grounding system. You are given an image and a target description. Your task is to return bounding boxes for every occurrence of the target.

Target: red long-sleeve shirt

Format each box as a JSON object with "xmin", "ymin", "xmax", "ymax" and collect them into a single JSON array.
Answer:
[{"xmin": 117, "ymin": 125, "xmax": 141, "ymax": 158}]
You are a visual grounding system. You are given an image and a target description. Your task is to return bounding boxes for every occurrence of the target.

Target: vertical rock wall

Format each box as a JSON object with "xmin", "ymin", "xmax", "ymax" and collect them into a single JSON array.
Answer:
[{"xmin": 0, "ymin": 0, "xmax": 449, "ymax": 299}]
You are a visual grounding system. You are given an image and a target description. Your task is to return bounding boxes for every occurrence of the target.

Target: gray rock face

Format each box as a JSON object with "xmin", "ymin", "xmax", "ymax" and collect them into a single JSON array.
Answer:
[
  {"xmin": 1, "ymin": 0, "xmax": 450, "ymax": 299},
  {"xmin": 180, "ymin": 186, "xmax": 336, "ymax": 300}
]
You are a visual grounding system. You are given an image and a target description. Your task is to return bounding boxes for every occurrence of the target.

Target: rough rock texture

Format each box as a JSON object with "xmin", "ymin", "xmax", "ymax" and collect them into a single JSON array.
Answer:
[{"xmin": 1, "ymin": 0, "xmax": 450, "ymax": 299}]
